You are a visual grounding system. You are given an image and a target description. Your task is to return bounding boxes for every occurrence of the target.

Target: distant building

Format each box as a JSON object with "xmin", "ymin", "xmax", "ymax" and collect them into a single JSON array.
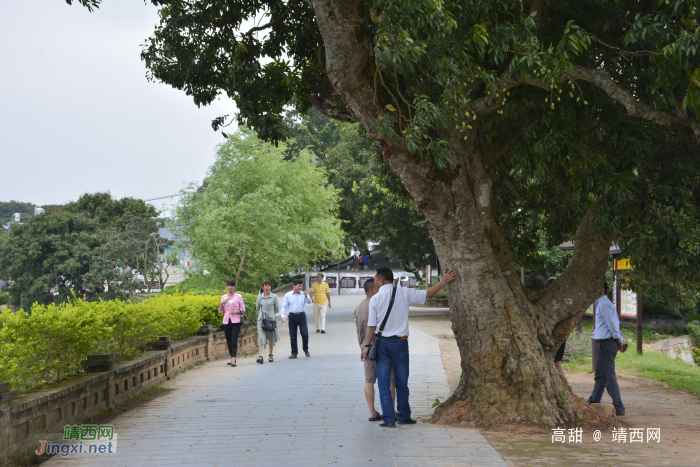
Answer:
[
  {"xmin": 158, "ymin": 227, "xmax": 194, "ymax": 287},
  {"xmin": 303, "ymin": 247, "xmax": 432, "ymax": 295}
]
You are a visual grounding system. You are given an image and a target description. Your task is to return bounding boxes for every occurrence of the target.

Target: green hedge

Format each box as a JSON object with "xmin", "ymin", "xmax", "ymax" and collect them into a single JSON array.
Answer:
[{"xmin": 0, "ymin": 292, "xmax": 258, "ymax": 393}]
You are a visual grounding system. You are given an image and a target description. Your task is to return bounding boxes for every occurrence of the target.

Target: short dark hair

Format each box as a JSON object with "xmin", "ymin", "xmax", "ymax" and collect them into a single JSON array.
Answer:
[
  {"xmin": 293, "ymin": 278, "xmax": 304, "ymax": 286},
  {"xmin": 316, "ymin": 273, "xmax": 324, "ymax": 278},
  {"xmin": 262, "ymin": 280, "xmax": 272, "ymax": 287},
  {"xmin": 226, "ymin": 279, "xmax": 236, "ymax": 287},
  {"xmin": 375, "ymin": 267, "xmax": 393, "ymax": 283},
  {"xmin": 363, "ymin": 279, "xmax": 375, "ymax": 294},
  {"xmin": 604, "ymin": 281, "xmax": 609, "ymax": 294}
]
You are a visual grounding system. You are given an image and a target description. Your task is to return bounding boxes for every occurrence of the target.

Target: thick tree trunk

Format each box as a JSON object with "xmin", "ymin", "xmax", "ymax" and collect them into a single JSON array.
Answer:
[
  {"xmin": 310, "ymin": 0, "xmax": 613, "ymax": 426},
  {"xmin": 390, "ymin": 141, "xmax": 612, "ymax": 425}
]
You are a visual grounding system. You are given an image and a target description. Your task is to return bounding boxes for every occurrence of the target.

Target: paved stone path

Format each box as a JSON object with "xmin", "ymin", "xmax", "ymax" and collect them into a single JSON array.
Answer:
[{"xmin": 45, "ymin": 297, "xmax": 507, "ymax": 466}]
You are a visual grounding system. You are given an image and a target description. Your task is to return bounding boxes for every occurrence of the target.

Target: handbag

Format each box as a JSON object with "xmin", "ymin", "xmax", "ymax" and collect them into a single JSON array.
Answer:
[
  {"xmin": 368, "ymin": 286, "xmax": 397, "ymax": 361},
  {"xmin": 261, "ymin": 317, "xmax": 276, "ymax": 332},
  {"xmin": 257, "ymin": 294, "xmax": 276, "ymax": 332},
  {"xmin": 240, "ymin": 312, "xmax": 250, "ymax": 327}
]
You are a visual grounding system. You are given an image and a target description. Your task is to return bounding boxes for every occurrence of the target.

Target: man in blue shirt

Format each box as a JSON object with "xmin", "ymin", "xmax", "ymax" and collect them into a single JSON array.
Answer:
[
  {"xmin": 588, "ymin": 282, "xmax": 627, "ymax": 416},
  {"xmin": 281, "ymin": 278, "xmax": 313, "ymax": 359}
]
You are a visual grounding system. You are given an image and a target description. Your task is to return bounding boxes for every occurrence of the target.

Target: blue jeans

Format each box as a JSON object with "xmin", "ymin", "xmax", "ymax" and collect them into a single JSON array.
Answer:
[
  {"xmin": 288, "ymin": 313, "xmax": 309, "ymax": 356},
  {"xmin": 376, "ymin": 336, "xmax": 410, "ymax": 424}
]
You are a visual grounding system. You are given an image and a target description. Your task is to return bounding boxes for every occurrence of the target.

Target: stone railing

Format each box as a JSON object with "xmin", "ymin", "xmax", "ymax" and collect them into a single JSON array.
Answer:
[{"xmin": 0, "ymin": 325, "xmax": 258, "ymax": 467}]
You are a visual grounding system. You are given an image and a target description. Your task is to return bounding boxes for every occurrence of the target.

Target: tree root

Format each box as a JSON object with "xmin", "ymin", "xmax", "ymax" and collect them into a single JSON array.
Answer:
[{"xmin": 431, "ymin": 376, "xmax": 626, "ymax": 433}]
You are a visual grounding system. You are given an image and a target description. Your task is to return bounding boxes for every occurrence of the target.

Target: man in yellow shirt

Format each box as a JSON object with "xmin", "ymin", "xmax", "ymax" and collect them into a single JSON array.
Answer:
[{"xmin": 310, "ymin": 273, "xmax": 331, "ymax": 333}]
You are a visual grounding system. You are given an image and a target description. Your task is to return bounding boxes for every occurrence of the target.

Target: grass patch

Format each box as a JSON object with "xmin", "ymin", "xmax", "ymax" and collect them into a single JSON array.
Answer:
[
  {"xmin": 562, "ymin": 353, "xmax": 593, "ymax": 373},
  {"xmin": 617, "ymin": 351, "xmax": 700, "ymax": 395},
  {"xmin": 563, "ymin": 321, "xmax": 700, "ymax": 396},
  {"xmin": 564, "ymin": 351, "xmax": 700, "ymax": 396}
]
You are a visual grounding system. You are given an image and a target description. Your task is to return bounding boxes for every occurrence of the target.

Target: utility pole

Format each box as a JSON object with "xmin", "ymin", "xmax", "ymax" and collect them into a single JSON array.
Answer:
[{"xmin": 637, "ymin": 293, "xmax": 643, "ymax": 355}]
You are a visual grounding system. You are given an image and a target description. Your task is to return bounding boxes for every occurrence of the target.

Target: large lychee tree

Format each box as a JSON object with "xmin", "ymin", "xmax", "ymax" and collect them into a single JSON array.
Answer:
[{"xmin": 70, "ymin": 0, "xmax": 700, "ymax": 425}]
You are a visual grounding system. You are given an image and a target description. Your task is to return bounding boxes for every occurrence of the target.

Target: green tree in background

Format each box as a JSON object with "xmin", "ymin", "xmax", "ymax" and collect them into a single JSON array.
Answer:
[
  {"xmin": 172, "ymin": 128, "xmax": 345, "ymax": 290},
  {"xmin": 323, "ymin": 124, "xmax": 435, "ymax": 279},
  {"xmin": 0, "ymin": 193, "xmax": 164, "ymax": 305},
  {"xmin": 65, "ymin": 192, "xmax": 158, "ymax": 230},
  {"xmin": 0, "ymin": 201, "xmax": 35, "ymax": 223},
  {"xmin": 285, "ymin": 109, "xmax": 435, "ymax": 278},
  {"xmin": 84, "ymin": 217, "xmax": 178, "ymax": 297},
  {"xmin": 284, "ymin": 108, "xmax": 343, "ymax": 161},
  {"xmin": 0, "ymin": 210, "xmax": 103, "ymax": 310}
]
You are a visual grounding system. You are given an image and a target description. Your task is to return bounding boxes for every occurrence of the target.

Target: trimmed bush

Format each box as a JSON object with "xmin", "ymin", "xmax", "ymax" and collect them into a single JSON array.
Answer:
[
  {"xmin": 0, "ymin": 292, "xmax": 258, "ymax": 393},
  {"xmin": 0, "ymin": 289, "xmax": 8, "ymax": 306},
  {"xmin": 0, "ymin": 299, "xmax": 109, "ymax": 392}
]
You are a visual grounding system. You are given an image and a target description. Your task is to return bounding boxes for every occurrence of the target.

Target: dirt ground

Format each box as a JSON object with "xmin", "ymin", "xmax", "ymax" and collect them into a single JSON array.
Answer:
[{"xmin": 410, "ymin": 310, "xmax": 700, "ymax": 467}]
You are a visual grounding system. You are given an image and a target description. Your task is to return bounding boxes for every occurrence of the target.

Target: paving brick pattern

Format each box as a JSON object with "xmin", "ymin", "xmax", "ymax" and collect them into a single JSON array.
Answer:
[{"xmin": 44, "ymin": 301, "xmax": 507, "ymax": 466}]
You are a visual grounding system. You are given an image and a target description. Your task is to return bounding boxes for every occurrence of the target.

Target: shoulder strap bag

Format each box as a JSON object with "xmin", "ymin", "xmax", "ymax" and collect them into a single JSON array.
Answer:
[
  {"xmin": 368, "ymin": 286, "xmax": 397, "ymax": 361},
  {"xmin": 259, "ymin": 294, "xmax": 277, "ymax": 332}
]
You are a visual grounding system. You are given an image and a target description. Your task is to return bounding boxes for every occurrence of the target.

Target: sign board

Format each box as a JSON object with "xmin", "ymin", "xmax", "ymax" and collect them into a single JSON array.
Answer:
[
  {"xmin": 616, "ymin": 258, "xmax": 631, "ymax": 270},
  {"xmin": 620, "ymin": 289, "xmax": 638, "ymax": 317}
]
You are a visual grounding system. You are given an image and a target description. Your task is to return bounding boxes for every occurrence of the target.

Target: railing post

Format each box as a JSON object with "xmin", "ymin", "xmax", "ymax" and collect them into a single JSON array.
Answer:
[
  {"xmin": 83, "ymin": 354, "xmax": 116, "ymax": 409},
  {"xmin": 197, "ymin": 325, "xmax": 216, "ymax": 361},
  {"xmin": 1, "ymin": 381, "xmax": 18, "ymax": 464},
  {"xmin": 82, "ymin": 354, "xmax": 115, "ymax": 372},
  {"xmin": 147, "ymin": 336, "xmax": 173, "ymax": 376}
]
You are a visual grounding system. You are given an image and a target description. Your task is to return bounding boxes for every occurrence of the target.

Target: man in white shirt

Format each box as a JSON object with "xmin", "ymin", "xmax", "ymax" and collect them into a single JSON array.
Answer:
[
  {"xmin": 281, "ymin": 278, "xmax": 313, "ymax": 358},
  {"xmin": 362, "ymin": 267, "xmax": 457, "ymax": 427}
]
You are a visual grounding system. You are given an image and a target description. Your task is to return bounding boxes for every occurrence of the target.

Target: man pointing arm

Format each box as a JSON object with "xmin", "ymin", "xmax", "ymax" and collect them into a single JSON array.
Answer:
[{"xmin": 363, "ymin": 268, "xmax": 457, "ymax": 427}]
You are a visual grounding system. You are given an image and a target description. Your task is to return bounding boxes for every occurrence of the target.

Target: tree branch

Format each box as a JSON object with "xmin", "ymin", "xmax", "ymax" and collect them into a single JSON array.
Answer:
[
  {"xmin": 244, "ymin": 0, "xmax": 300, "ymax": 39},
  {"xmin": 470, "ymin": 72, "xmax": 521, "ymax": 116},
  {"xmin": 530, "ymin": 0, "xmax": 544, "ymax": 29},
  {"xmin": 474, "ymin": 65, "xmax": 700, "ymax": 139},
  {"xmin": 534, "ymin": 199, "xmax": 614, "ymax": 347},
  {"xmin": 309, "ymin": 95, "xmax": 358, "ymax": 123},
  {"xmin": 309, "ymin": 0, "xmax": 379, "ymax": 131},
  {"xmin": 563, "ymin": 66, "xmax": 700, "ymax": 138}
]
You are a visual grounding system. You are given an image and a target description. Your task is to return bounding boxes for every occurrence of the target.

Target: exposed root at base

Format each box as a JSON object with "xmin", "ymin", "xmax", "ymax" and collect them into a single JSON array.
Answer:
[{"xmin": 430, "ymin": 376, "xmax": 627, "ymax": 434}]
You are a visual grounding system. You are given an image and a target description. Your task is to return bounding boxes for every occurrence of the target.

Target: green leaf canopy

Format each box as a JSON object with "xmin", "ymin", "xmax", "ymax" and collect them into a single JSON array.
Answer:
[{"xmin": 172, "ymin": 128, "xmax": 345, "ymax": 290}]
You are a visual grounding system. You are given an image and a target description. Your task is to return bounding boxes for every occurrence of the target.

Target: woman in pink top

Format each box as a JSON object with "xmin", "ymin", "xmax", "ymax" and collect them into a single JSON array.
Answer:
[{"xmin": 219, "ymin": 279, "xmax": 246, "ymax": 367}]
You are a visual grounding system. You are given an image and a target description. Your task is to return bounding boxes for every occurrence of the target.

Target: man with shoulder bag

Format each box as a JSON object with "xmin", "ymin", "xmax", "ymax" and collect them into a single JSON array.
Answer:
[{"xmin": 363, "ymin": 267, "xmax": 457, "ymax": 427}]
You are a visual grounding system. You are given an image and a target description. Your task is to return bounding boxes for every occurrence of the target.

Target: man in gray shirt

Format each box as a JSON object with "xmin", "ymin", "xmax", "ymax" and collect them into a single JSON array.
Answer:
[
  {"xmin": 355, "ymin": 279, "xmax": 394, "ymax": 421},
  {"xmin": 588, "ymin": 282, "xmax": 627, "ymax": 416}
]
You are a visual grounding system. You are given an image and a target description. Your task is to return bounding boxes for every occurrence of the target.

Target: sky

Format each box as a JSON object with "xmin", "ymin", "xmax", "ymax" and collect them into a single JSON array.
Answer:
[{"xmin": 0, "ymin": 0, "xmax": 238, "ymax": 213}]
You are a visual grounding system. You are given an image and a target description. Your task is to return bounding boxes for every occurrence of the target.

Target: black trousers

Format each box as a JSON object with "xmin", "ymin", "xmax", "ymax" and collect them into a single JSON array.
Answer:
[
  {"xmin": 223, "ymin": 322, "xmax": 242, "ymax": 357},
  {"xmin": 588, "ymin": 339, "xmax": 625, "ymax": 413},
  {"xmin": 288, "ymin": 313, "xmax": 309, "ymax": 355},
  {"xmin": 554, "ymin": 341, "xmax": 566, "ymax": 362}
]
